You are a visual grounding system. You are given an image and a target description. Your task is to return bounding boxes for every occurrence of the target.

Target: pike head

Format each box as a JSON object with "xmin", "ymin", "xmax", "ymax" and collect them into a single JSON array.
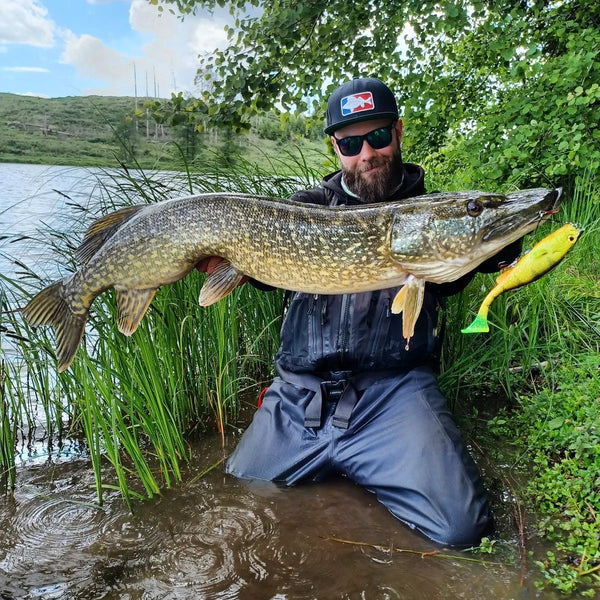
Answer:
[{"xmin": 390, "ymin": 187, "xmax": 563, "ymax": 283}]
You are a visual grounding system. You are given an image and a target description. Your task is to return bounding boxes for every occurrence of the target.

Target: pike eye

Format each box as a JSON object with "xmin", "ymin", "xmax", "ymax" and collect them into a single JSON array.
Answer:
[{"xmin": 467, "ymin": 200, "xmax": 483, "ymax": 217}]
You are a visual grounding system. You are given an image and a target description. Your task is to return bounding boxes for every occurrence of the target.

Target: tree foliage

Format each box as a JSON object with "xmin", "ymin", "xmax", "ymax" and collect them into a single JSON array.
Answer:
[{"xmin": 151, "ymin": 0, "xmax": 600, "ymax": 187}]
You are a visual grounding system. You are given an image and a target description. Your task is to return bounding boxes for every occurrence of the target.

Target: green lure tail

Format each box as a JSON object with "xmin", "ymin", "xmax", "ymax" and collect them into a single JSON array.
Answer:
[{"xmin": 461, "ymin": 313, "xmax": 490, "ymax": 334}]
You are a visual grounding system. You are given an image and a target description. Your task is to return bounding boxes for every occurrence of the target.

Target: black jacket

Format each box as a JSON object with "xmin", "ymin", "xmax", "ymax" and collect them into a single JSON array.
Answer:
[{"xmin": 273, "ymin": 164, "xmax": 521, "ymax": 374}]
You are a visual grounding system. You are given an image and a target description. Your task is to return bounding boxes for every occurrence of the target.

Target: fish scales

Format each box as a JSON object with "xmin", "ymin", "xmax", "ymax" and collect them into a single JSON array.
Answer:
[
  {"xmin": 123, "ymin": 194, "xmax": 402, "ymax": 293},
  {"xmin": 22, "ymin": 188, "xmax": 564, "ymax": 371},
  {"xmin": 229, "ymin": 199, "xmax": 396, "ymax": 291}
]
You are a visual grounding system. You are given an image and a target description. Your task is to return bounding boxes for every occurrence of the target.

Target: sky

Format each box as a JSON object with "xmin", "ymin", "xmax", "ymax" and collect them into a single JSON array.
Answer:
[{"xmin": 0, "ymin": 0, "xmax": 233, "ymax": 99}]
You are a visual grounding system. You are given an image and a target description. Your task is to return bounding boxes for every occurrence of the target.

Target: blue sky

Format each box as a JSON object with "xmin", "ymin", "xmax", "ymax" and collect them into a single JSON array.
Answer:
[{"xmin": 0, "ymin": 0, "xmax": 231, "ymax": 98}]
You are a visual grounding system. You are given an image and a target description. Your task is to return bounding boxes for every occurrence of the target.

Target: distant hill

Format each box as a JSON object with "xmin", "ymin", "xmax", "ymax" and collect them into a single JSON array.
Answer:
[
  {"xmin": 0, "ymin": 93, "xmax": 139, "ymax": 136},
  {"xmin": 0, "ymin": 93, "xmax": 327, "ymax": 171},
  {"xmin": 0, "ymin": 93, "xmax": 171, "ymax": 168}
]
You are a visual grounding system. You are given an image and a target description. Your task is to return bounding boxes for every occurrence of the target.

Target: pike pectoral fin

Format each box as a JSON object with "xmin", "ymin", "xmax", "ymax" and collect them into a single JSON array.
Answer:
[
  {"xmin": 198, "ymin": 260, "xmax": 246, "ymax": 306},
  {"xmin": 116, "ymin": 288, "xmax": 157, "ymax": 335},
  {"xmin": 391, "ymin": 276, "xmax": 426, "ymax": 346}
]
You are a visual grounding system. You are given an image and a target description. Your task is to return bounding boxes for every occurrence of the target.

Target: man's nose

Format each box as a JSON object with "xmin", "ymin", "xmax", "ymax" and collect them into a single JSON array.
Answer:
[{"xmin": 358, "ymin": 139, "xmax": 378, "ymax": 161}]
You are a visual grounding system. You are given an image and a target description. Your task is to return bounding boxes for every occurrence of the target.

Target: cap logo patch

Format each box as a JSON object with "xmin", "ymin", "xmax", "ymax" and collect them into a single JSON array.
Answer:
[{"xmin": 340, "ymin": 92, "xmax": 374, "ymax": 116}]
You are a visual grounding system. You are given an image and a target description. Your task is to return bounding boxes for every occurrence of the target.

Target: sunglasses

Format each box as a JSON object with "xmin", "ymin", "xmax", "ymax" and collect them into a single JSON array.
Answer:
[{"xmin": 334, "ymin": 123, "xmax": 395, "ymax": 157}]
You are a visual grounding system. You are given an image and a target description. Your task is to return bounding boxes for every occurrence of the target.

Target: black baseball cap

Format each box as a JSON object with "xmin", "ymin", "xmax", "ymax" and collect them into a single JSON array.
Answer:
[{"xmin": 325, "ymin": 77, "xmax": 399, "ymax": 135}]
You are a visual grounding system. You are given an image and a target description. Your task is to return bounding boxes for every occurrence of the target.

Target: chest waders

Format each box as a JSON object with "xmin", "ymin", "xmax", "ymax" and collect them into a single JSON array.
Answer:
[
  {"xmin": 225, "ymin": 168, "xmax": 496, "ymax": 546},
  {"xmin": 276, "ymin": 365, "xmax": 404, "ymax": 429}
]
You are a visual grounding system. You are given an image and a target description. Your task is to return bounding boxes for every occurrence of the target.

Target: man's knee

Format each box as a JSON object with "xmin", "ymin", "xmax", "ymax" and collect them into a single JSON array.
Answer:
[
  {"xmin": 423, "ymin": 505, "xmax": 494, "ymax": 547},
  {"xmin": 378, "ymin": 486, "xmax": 494, "ymax": 547}
]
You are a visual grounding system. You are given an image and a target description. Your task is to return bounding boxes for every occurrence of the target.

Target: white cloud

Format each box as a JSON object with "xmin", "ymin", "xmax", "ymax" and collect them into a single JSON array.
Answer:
[
  {"xmin": 3, "ymin": 66, "xmax": 50, "ymax": 73},
  {"xmin": 188, "ymin": 18, "xmax": 231, "ymax": 55},
  {"xmin": 129, "ymin": 0, "xmax": 230, "ymax": 83},
  {"xmin": 61, "ymin": 32, "xmax": 133, "ymax": 95},
  {"xmin": 0, "ymin": 0, "xmax": 55, "ymax": 48},
  {"xmin": 59, "ymin": 0, "xmax": 231, "ymax": 97},
  {"xmin": 129, "ymin": 0, "xmax": 180, "ymax": 38}
]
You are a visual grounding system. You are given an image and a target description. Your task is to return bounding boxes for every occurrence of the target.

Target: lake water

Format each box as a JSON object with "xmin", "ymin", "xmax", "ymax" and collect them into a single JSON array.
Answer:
[
  {"xmin": 0, "ymin": 162, "xmax": 192, "ymax": 281},
  {"xmin": 0, "ymin": 163, "xmax": 80, "ymax": 279},
  {"xmin": 0, "ymin": 163, "xmax": 560, "ymax": 599}
]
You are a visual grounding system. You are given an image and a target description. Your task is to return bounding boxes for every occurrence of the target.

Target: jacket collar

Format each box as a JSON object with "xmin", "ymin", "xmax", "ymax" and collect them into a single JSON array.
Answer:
[{"xmin": 322, "ymin": 162, "xmax": 426, "ymax": 205}]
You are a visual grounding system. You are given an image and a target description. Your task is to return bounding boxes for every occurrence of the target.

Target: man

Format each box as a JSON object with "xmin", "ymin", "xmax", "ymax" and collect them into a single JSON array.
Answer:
[{"xmin": 201, "ymin": 77, "xmax": 520, "ymax": 546}]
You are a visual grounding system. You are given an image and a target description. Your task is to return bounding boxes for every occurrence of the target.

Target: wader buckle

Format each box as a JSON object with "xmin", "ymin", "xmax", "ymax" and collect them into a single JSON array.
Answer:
[{"xmin": 320, "ymin": 379, "xmax": 346, "ymax": 402}]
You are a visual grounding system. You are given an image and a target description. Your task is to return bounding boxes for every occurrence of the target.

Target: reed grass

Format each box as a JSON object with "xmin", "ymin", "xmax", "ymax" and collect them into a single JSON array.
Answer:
[
  {"xmin": 1, "ymin": 152, "xmax": 597, "ymax": 509},
  {"xmin": 439, "ymin": 169, "xmax": 600, "ymax": 402},
  {"xmin": 0, "ymin": 288, "xmax": 17, "ymax": 488},
  {"xmin": 0, "ymin": 151, "xmax": 310, "ymax": 503}
]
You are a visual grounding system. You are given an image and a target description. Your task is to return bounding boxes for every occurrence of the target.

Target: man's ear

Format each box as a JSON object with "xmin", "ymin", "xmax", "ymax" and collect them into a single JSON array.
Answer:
[
  {"xmin": 396, "ymin": 119, "xmax": 404, "ymax": 141},
  {"xmin": 330, "ymin": 135, "xmax": 342, "ymax": 160}
]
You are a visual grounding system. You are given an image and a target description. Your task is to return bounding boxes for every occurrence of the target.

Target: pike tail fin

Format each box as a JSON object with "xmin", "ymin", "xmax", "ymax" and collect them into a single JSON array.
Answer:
[
  {"xmin": 22, "ymin": 281, "xmax": 89, "ymax": 372},
  {"xmin": 461, "ymin": 313, "xmax": 490, "ymax": 334}
]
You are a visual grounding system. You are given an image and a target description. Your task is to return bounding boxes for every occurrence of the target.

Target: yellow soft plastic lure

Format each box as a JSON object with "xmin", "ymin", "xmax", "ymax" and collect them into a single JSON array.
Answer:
[{"xmin": 462, "ymin": 223, "xmax": 582, "ymax": 334}]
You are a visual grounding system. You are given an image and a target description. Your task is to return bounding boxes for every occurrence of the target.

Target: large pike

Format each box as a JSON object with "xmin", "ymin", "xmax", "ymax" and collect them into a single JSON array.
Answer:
[{"xmin": 23, "ymin": 188, "xmax": 563, "ymax": 371}]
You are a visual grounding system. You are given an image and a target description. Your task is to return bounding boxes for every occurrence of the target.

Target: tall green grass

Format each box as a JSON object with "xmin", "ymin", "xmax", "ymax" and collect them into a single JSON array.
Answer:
[
  {"xmin": 1, "ymin": 290, "xmax": 17, "ymax": 489},
  {"xmin": 1, "ymin": 154, "xmax": 598, "ymax": 512},
  {"xmin": 439, "ymin": 170, "xmax": 600, "ymax": 403},
  {"xmin": 0, "ymin": 150, "xmax": 325, "ymax": 503}
]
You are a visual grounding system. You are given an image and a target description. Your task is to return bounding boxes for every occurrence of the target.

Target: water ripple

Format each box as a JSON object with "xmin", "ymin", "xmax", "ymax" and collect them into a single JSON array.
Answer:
[
  {"xmin": 150, "ymin": 501, "xmax": 277, "ymax": 598},
  {"xmin": 1, "ymin": 493, "xmax": 104, "ymax": 572},
  {"xmin": 0, "ymin": 440, "xmax": 529, "ymax": 599}
]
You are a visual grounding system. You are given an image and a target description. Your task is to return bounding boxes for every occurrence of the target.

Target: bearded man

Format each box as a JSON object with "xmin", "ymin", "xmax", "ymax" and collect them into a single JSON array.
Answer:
[{"xmin": 206, "ymin": 77, "xmax": 521, "ymax": 546}]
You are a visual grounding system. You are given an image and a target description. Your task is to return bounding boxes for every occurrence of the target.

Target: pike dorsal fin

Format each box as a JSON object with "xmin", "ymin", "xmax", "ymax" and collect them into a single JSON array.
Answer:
[
  {"xmin": 391, "ymin": 276, "xmax": 426, "ymax": 347},
  {"xmin": 199, "ymin": 260, "xmax": 246, "ymax": 306},
  {"xmin": 115, "ymin": 287, "xmax": 157, "ymax": 335},
  {"xmin": 77, "ymin": 205, "xmax": 145, "ymax": 264}
]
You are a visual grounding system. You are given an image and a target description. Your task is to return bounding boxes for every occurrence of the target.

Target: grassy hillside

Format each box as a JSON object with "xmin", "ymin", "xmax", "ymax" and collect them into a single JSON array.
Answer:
[
  {"xmin": 0, "ymin": 94, "xmax": 140, "ymax": 166},
  {"xmin": 0, "ymin": 93, "xmax": 136, "ymax": 134},
  {"xmin": 0, "ymin": 93, "xmax": 328, "ymax": 172}
]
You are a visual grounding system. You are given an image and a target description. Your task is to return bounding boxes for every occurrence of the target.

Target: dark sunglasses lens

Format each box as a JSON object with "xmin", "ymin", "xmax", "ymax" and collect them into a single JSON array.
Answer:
[
  {"xmin": 367, "ymin": 127, "xmax": 393, "ymax": 149},
  {"xmin": 337, "ymin": 126, "xmax": 394, "ymax": 156},
  {"xmin": 338, "ymin": 136, "xmax": 363, "ymax": 156}
]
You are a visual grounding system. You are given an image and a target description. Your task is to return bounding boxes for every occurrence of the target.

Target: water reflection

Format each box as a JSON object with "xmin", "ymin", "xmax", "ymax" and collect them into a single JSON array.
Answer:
[{"xmin": 0, "ymin": 432, "xmax": 560, "ymax": 599}]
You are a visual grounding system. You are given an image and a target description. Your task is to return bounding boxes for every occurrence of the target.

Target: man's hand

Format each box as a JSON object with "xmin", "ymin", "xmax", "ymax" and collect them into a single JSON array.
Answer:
[
  {"xmin": 196, "ymin": 256, "xmax": 227, "ymax": 275},
  {"xmin": 196, "ymin": 256, "xmax": 249, "ymax": 286}
]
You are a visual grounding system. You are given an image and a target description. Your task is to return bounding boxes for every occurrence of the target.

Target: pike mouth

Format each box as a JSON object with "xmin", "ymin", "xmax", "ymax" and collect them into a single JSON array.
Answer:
[
  {"xmin": 482, "ymin": 188, "xmax": 563, "ymax": 242},
  {"xmin": 544, "ymin": 187, "xmax": 564, "ymax": 212}
]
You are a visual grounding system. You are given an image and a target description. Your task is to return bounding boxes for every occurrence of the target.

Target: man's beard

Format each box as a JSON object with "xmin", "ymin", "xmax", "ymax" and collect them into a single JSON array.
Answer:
[{"xmin": 342, "ymin": 149, "xmax": 404, "ymax": 203}]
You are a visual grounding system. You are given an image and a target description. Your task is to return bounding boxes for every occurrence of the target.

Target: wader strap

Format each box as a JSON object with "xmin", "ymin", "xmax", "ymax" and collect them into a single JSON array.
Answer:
[
  {"xmin": 275, "ymin": 366, "xmax": 325, "ymax": 428},
  {"xmin": 276, "ymin": 366, "xmax": 400, "ymax": 429},
  {"xmin": 306, "ymin": 386, "xmax": 325, "ymax": 428},
  {"xmin": 331, "ymin": 384, "xmax": 359, "ymax": 429}
]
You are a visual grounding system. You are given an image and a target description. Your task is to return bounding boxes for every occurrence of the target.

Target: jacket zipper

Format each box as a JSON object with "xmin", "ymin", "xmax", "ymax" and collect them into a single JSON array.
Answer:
[{"xmin": 339, "ymin": 294, "xmax": 352, "ymax": 356}]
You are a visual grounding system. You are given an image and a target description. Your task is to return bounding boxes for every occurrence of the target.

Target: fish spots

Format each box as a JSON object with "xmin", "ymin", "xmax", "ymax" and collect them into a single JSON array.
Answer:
[{"xmin": 345, "ymin": 242, "xmax": 364, "ymax": 255}]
